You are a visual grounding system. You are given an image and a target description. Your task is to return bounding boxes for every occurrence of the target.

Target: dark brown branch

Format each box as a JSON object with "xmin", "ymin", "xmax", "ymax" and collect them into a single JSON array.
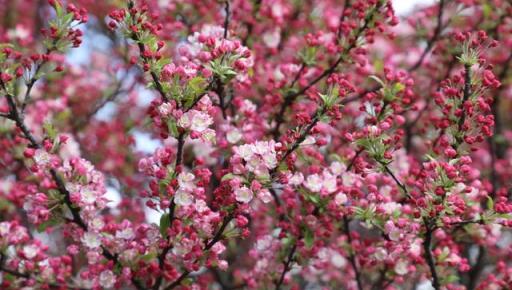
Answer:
[
  {"xmin": 73, "ymin": 76, "xmax": 133, "ymax": 130},
  {"xmin": 223, "ymin": 1, "xmax": 230, "ymax": 39},
  {"xmin": 453, "ymin": 64, "xmax": 472, "ymax": 150},
  {"xmin": 152, "ymin": 131, "xmax": 186, "ymax": 290},
  {"xmin": 274, "ymin": 240, "xmax": 298, "ymax": 290},
  {"xmin": 21, "ymin": 59, "xmax": 45, "ymax": 113},
  {"xmin": 2, "ymin": 84, "xmax": 40, "ymax": 147},
  {"xmin": 465, "ymin": 245, "xmax": 485, "ymax": 290},
  {"xmin": 284, "ymin": 109, "xmax": 324, "ymax": 163},
  {"xmin": 21, "ymin": 39, "xmax": 59, "ymax": 113},
  {"xmin": 242, "ymin": 0, "xmax": 262, "ymax": 45},
  {"xmin": 134, "ymin": 40, "xmax": 168, "ymax": 102},
  {"xmin": 0, "ymin": 254, "xmax": 29, "ymax": 279},
  {"xmin": 214, "ymin": 77, "xmax": 228, "ymax": 119},
  {"xmin": 376, "ymin": 160, "xmax": 440, "ymax": 289},
  {"xmin": 343, "ymin": 216, "xmax": 363, "ymax": 290},
  {"xmin": 289, "ymin": 64, "xmax": 305, "ymax": 88},
  {"xmin": 423, "ymin": 220, "xmax": 441, "ymax": 290},
  {"xmin": 175, "ymin": 132, "xmax": 186, "ymax": 168},
  {"xmin": 408, "ymin": 0, "xmax": 446, "ymax": 72},
  {"xmin": 286, "ymin": 8, "xmax": 374, "ymax": 99},
  {"xmin": 381, "ymin": 163, "xmax": 408, "ymax": 195}
]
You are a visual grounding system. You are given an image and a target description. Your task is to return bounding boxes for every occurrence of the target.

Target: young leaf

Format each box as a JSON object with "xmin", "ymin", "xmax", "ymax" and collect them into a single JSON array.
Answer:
[
  {"xmin": 159, "ymin": 213, "xmax": 171, "ymax": 237},
  {"xmin": 304, "ymin": 227, "xmax": 314, "ymax": 248}
]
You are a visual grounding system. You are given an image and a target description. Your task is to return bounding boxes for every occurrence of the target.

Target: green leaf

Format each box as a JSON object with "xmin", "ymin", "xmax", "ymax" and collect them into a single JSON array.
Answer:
[
  {"xmin": 54, "ymin": 1, "xmax": 64, "ymax": 18},
  {"xmin": 438, "ymin": 247, "xmax": 450, "ymax": 262},
  {"xmin": 298, "ymin": 47, "xmax": 317, "ymax": 66},
  {"xmin": 306, "ymin": 193, "xmax": 320, "ymax": 205},
  {"xmin": 159, "ymin": 213, "xmax": 171, "ymax": 237},
  {"xmin": 209, "ymin": 60, "xmax": 237, "ymax": 83},
  {"xmin": 188, "ymin": 76, "xmax": 206, "ymax": 94},
  {"xmin": 221, "ymin": 173, "xmax": 236, "ymax": 181},
  {"xmin": 392, "ymin": 82, "xmax": 405, "ymax": 93},
  {"xmin": 482, "ymin": 3, "xmax": 492, "ymax": 19},
  {"xmin": 373, "ymin": 59, "xmax": 384, "ymax": 74},
  {"xmin": 369, "ymin": 75, "xmax": 385, "ymax": 87},
  {"xmin": 497, "ymin": 213, "xmax": 512, "ymax": 219},
  {"xmin": 443, "ymin": 274, "xmax": 459, "ymax": 284},
  {"xmin": 140, "ymin": 252, "xmax": 157, "ymax": 262},
  {"xmin": 182, "ymin": 278, "xmax": 193, "ymax": 286},
  {"xmin": 37, "ymin": 217, "xmax": 61, "ymax": 232},
  {"xmin": 482, "ymin": 2, "xmax": 493, "ymax": 19},
  {"xmin": 283, "ymin": 87, "xmax": 299, "ymax": 97},
  {"xmin": 62, "ymin": 13, "xmax": 75, "ymax": 27},
  {"xmin": 43, "ymin": 121, "xmax": 58, "ymax": 140},
  {"xmin": 486, "ymin": 196, "xmax": 494, "ymax": 210},
  {"xmin": 166, "ymin": 119, "xmax": 179, "ymax": 137},
  {"xmin": 3, "ymin": 273, "xmax": 16, "ymax": 282},
  {"xmin": 155, "ymin": 58, "xmax": 171, "ymax": 70},
  {"xmin": 220, "ymin": 69, "xmax": 237, "ymax": 82},
  {"xmin": 304, "ymin": 227, "xmax": 314, "ymax": 249},
  {"xmin": 47, "ymin": 189, "xmax": 63, "ymax": 200},
  {"xmin": 319, "ymin": 88, "xmax": 338, "ymax": 108},
  {"xmin": 50, "ymin": 138, "xmax": 61, "ymax": 154}
]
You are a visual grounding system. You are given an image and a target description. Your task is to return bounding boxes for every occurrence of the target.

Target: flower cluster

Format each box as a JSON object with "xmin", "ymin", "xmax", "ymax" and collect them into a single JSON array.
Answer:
[
  {"xmin": 0, "ymin": 221, "xmax": 75, "ymax": 288},
  {"xmin": 233, "ymin": 140, "xmax": 279, "ymax": 176},
  {"xmin": 177, "ymin": 24, "xmax": 253, "ymax": 79}
]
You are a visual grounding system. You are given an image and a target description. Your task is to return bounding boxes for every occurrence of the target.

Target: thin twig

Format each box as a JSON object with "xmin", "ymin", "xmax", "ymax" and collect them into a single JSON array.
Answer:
[
  {"xmin": 341, "ymin": 0, "xmax": 450, "ymax": 107},
  {"xmin": 336, "ymin": 0, "xmax": 352, "ymax": 41},
  {"xmin": 128, "ymin": 1, "xmax": 168, "ymax": 102},
  {"xmin": 223, "ymin": 1, "xmax": 230, "ymax": 39},
  {"xmin": 347, "ymin": 148, "xmax": 363, "ymax": 171},
  {"xmin": 376, "ymin": 159, "xmax": 440, "ymax": 289},
  {"xmin": 271, "ymin": 4, "xmax": 380, "ymax": 137},
  {"xmin": 275, "ymin": 240, "xmax": 298, "ymax": 290},
  {"xmin": 0, "ymin": 112, "xmax": 11, "ymax": 119},
  {"xmin": 423, "ymin": 220, "xmax": 441, "ymax": 290},
  {"xmin": 343, "ymin": 216, "xmax": 363, "ymax": 290},
  {"xmin": 408, "ymin": 0, "xmax": 446, "ymax": 72},
  {"xmin": 21, "ymin": 45, "xmax": 56, "ymax": 114},
  {"xmin": 163, "ymin": 214, "xmax": 234, "ymax": 290}
]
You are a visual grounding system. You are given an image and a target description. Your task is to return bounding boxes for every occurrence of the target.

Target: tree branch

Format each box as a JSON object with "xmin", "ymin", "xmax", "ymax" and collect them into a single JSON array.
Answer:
[
  {"xmin": 343, "ymin": 216, "xmax": 363, "ymax": 290},
  {"xmin": 274, "ymin": 240, "xmax": 298, "ymax": 290},
  {"xmin": 0, "ymin": 76, "xmax": 145, "ymax": 290},
  {"xmin": 223, "ymin": 1, "xmax": 230, "ymax": 39},
  {"xmin": 271, "ymin": 3, "xmax": 380, "ymax": 137},
  {"xmin": 408, "ymin": 0, "xmax": 447, "ymax": 72},
  {"xmin": 423, "ymin": 220, "xmax": 441, "ymax": 290}
]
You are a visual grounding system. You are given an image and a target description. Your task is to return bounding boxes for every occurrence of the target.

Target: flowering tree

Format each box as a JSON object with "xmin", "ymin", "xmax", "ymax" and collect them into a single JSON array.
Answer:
[{"xmin": 0, "ymin": 0, "xmax": 512, "ymax": 289}]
